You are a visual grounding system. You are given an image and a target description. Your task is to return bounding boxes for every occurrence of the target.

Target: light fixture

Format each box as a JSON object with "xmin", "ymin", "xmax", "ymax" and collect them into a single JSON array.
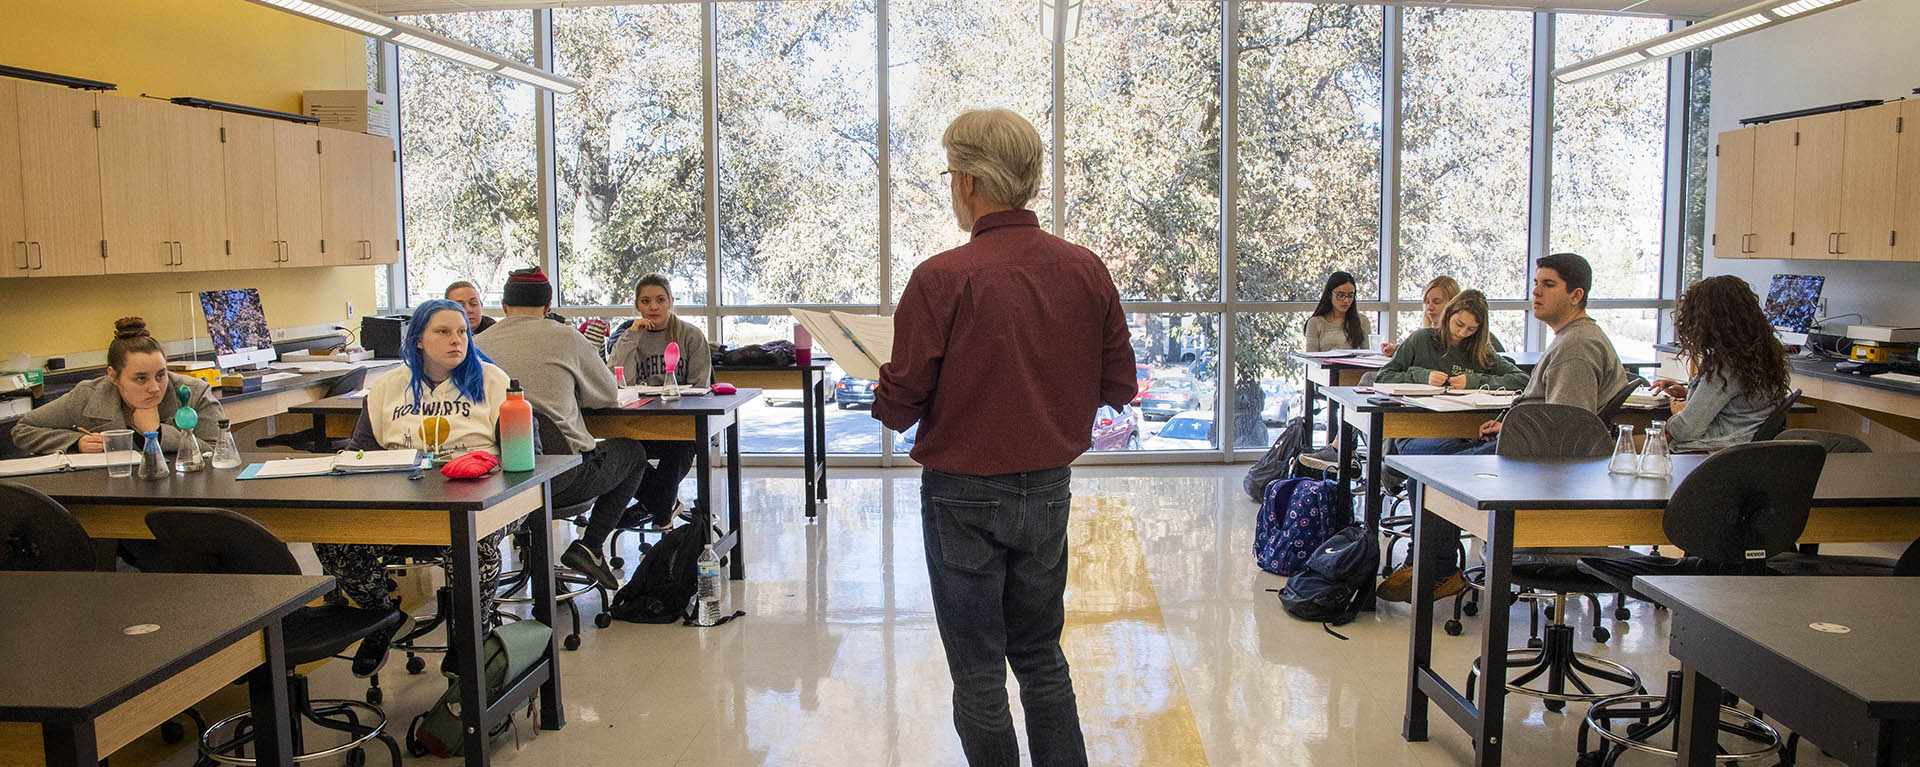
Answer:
[
  {"xmin": 239, "ymin": 0, "xmax": 581, "ymax": 94},
  {"xmin": 1552, "ymin": 0, "xmax": 1867, "ymax": 85},
  {"xmin": 1038, "ymin": 0, "xmax": 1083, "ymax": 41}
]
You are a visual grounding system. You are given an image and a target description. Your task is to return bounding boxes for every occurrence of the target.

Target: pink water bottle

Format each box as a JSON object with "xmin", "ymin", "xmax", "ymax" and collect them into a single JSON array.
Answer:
[{"xmin": 499, "ymin": 379, "xmax": 535, "ymax": 472}]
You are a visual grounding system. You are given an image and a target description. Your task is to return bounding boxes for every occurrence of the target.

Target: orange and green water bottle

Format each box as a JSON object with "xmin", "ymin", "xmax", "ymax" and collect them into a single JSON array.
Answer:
[{"xmin": 500, "ymin": 379, "xmax": 536, "ymax": 472}]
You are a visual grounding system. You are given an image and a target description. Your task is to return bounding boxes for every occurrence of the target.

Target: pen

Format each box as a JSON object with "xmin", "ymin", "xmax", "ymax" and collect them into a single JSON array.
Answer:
[{"xmin": 73, "ymin": 426, "xmax": 96, "ymax": 436}]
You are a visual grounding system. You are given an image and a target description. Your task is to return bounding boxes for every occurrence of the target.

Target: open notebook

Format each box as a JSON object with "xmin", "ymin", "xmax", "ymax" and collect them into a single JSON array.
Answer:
[
  {"xmin": 0, "ymin": 452, "xmax": 120, "ymax": 478},
  {"xmin": 237, "ymin": 449, "xmax": 426, "ymax": 480},
  {"xmin": 791, "ymin": 308, "xmax": 893, "ymax": 381}
]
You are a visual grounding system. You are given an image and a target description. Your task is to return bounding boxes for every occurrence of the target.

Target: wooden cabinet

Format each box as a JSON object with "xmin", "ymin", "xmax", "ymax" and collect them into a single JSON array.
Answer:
[
  {"xmin": 1898, "ymin": 101, "xmax": 1919, "ymax": 263},
  {"xmin": 320, "ymin": 130, "xmax": 398, "ymax": 266},
  {"xmin": 273, "ymin": 121, "xmax": 323, "ymax": 268},
  {"xmin": 0, "ymin": 80, "xmax": 26, "ymax": 278},
  {"xmin": 98, "ymin": 96, "xmax": 178, "ymax": 273},
  {"xmin": 1713, "ymin": 127, "xmax": 1755, "ymax": 258},
  {"xmin": 168, "ymin": 107, "xmax": 227, "ymax": 269},
  {"xmin": 1717, "ymin": 102, "xmax": 1912, "ymax": 263},
  {"xmin": 366, "ymin": 135, "xmax": 398, "ymax": 264},
  {"xmin": 13, "ymin": 80, "xmax": 104, "ymax": 278},
  {"xmin": 222, "ymin": 113, "xmax": 278, "ymax": 268}
]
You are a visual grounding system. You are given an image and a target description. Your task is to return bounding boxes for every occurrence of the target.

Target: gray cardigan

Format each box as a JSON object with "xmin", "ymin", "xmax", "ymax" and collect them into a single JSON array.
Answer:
[
  {"xmin": 14, "ymin": 373, "xmax": 225, "ymax": 455},
  {"xmin": 1665, "ymin": 370, "xmax": 1779, "ymax": 452}
]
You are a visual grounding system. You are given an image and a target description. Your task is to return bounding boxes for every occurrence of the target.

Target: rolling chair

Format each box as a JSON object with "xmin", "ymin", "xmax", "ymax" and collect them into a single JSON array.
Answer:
[
  {"xmin": 493, "ymin": 413, "xmax": 613, "ymax": 651},
  {"xmin": 1460, "ymin": 404, "xmax": 1642, "ymax": 714},
  {"xmin": 144, "ymin": 508, "xmax": 405, "ymax": 767},
  {"xmin": 1770, "ymin": 427, "xmax": 1869, "ymax": 454},
  {"xmin": 1598, "ymin": 374, "xmax": 1649, "ymax": 427},
  {"xmin": 1751, "ymin": 388, "xmax": 1802, "ymax": 442},
  {"xmin": 0, "ymin": 481, "xmax": 96, "ymax": 571},
  {"xmin": 255, "ymin": 368, "xmax": 368, "ymax": 452},
  {"xmin": 1572, "ymin": 441, "xmax": 1829, "ymax": 766}
]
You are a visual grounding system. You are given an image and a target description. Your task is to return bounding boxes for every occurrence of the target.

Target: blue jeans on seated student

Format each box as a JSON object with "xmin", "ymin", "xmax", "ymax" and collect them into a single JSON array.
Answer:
[
  {"xmin": 921, "ymin": 466, "xmax": 1088, "ymax": 767},
  {"xmin": 1395, "ymin": 437, "xmax": 1499, "ymax": 456}
]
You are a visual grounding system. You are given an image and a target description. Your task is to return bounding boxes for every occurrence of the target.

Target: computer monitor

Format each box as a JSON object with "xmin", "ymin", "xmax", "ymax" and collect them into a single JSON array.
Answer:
[
  {"xmin": 199, "ymin": 288, "xmax": 277, "ymax": 370},
  {"xmin": 1762, "ymin": 274, "xmax": 1824, "ymax": 344}
]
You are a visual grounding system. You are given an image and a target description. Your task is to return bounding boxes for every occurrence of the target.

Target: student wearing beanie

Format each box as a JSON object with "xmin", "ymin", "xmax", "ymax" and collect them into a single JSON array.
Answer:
[{"xmin": 475, "ymin": 266, "xmax": 648, "ymax": 588}]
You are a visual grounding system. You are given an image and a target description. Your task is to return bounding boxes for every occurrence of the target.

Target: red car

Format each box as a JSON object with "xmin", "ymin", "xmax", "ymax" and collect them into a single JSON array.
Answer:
[{"xmin": 1131, "ymin": 364, "xmax": 1152, "ymax": 405}]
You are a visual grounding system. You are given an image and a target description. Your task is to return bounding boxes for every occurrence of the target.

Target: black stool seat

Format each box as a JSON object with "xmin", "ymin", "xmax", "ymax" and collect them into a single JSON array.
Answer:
[{"xmin": 282, "ymin": 604, "xmax": 404, "ymax": 667}]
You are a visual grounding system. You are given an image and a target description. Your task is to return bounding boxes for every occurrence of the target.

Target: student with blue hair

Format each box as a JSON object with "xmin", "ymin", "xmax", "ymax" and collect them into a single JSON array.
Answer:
[{"xmin": 315, "ymin": 299, "xmax": 515, "ymax": 677}]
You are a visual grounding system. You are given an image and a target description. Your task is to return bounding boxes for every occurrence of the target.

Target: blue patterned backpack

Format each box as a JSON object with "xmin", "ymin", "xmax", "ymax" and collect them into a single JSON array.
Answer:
[{"xmin": 1254, "ymin": 477, "xmax": 1341, "ymax": 576}]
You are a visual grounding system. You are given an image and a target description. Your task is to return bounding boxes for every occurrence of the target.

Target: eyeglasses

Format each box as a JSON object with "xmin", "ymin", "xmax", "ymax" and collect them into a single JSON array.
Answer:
[
  {"xmin": 1333, "ymin": 291, "xmax": 1356, "ymax": 300},
  {"xmin": 940, "ymin": 169, "xmax": 960, "ymax": 178}
]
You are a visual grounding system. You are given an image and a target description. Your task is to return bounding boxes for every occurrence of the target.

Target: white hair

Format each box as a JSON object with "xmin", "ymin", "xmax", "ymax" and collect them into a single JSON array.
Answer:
[{"xmin": 942, "ymin": 109, "xmax": 1043, "ymax": 208}]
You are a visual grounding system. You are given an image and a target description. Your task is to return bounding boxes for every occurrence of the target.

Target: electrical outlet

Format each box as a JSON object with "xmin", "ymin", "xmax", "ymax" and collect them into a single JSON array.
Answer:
[{"xmin": 346, "ymin": 300, "xmax": 355, "ymax": 320}]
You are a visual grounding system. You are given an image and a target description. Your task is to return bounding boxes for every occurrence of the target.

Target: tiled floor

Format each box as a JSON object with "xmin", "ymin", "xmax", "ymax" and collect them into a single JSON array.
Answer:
[{"xmin": 120, "ymin": 464, "xmax": 1886, "ymax": 766}]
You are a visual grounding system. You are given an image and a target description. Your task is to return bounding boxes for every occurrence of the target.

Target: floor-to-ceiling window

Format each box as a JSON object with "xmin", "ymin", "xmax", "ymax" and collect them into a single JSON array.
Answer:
[{"xmin": 387, "ymin": 3, "xmax": 1697, "ymax": 463}]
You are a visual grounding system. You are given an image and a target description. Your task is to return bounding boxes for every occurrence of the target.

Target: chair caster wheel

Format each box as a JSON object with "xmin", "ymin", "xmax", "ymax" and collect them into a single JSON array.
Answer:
[
  {"xmin": 1576, "ymin": 751, "xmax": 1606, "ymax": 767},
  {"xmin": 1614, "ymin": 606, "xmax": 1631, "ymax": 620},
  {"xmin": 1443, "ymin": 619, "xmax": 1463, "ymax": 636},
  {"xmin": 563, "ymin": 634, "xmax": 581, "ymax": 651},
  {"xmin": 365, "ymin": 687, "xmax": 383, "ymax": 705},
  {"xmin": 594, "ymin": 612, "xmax": 612, "ymax": 628},
  {"xmin": 406, "ymin": 656, "xmax": 426, "ymax": 674},
  {"xmin": 161, "ymin": 721, "xmax": 186, "ymax": 744},
  {"xmin": 1593, "ymin": 627, "xmax": 1611, "ymax": 643},
  {"xmin": 1527, "ymin": 637, "xmax": 1542, "ymax": 649},
  {"xmin": 610, "ymin": 556, "xmax": 626, "ymax": 569},
  {"xmin": 1545, "ymin": 699, "xmax": 1565, "ymax": 713},
  {"xmin": 1462, "ymin": 602, "xmax": 1479, "ymax": 617},
  {"xmin": 347, "ymin": 747, "xmax": 367, "ymax": 767}
]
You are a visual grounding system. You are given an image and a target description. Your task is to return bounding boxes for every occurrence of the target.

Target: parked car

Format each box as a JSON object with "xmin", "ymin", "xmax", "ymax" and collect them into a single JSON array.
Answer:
[
  {"xmin": 1138, "ymin": 377, "xmax": 1201, "ymax": 420},
  {"xmin": 899, "ymin": 405, "xmax": 1142, "ymax": 451},
  {"xmin": 1140, "ymin": 410, "xmax": 1213, "ymax": 450},
  {"xmin": 834, "ymin": 374, "xmax": 876, "ymax": 409},
  {"xmin": 1131, "ymin": 363, "xmax": 1152, "ymax": 405},
  {"xmin": 1259, "ymin": 379, "xmax": 1297, "ymax": 426},
  {"xmin": 765, "ymin": 361, "xmax": 842, "ymax": 406}
]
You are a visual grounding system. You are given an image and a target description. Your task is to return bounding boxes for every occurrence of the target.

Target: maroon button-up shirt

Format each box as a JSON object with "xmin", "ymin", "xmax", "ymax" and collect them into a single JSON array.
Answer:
[{"xmin": 874, "ymin": 209, "xmax": 1137, "ymax": 476}]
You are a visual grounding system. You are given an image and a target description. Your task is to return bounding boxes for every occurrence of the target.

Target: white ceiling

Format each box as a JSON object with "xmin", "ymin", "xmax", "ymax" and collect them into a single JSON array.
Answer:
[{"xmin": 342, "ymin": 0, "xmax": 1751, "ymax": 21}]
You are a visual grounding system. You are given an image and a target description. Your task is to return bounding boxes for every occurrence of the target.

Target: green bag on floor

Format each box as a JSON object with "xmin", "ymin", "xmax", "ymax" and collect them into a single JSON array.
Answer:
[{"xmin": 408, "ymin": 619, "xmax": 553, "ymax": 758}]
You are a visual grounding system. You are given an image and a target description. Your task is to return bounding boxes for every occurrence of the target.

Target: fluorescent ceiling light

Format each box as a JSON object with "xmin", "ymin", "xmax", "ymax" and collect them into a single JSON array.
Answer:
[
  {"xmin": 1554, "ymin": 0, "xmax": 1865, "ymax": 85},
  {"xmin": 257, "ymin": 0, "xmax": 391, "ymax": 36},
  {"xmin": 1038, "ymin": 0, "xmax": 1082, "ymax": 41},
  {"xmin": 240, "ymin": 0, "xmax": 581, "ymax": 94}
]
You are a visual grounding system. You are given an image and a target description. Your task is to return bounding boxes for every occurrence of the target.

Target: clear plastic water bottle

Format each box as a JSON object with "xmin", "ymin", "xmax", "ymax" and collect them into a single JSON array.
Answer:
[
  {"xmin": 211, "ymin": 419, "xmax": 244, "ymax": 469},
  {"xmin": 137, "ymin": 431, "xmax": 168, "ymax": 480},
  {"xmin": 1607, "ymin": 424, "xmax": 1638, "ymax": 474},
  {"xmin": 1637, "ymin": 420, "xmax": 1672, "ymax": 479},
  {"xmin": 693, "ymin": 543, "xmax": 723, "ymax": 626}
]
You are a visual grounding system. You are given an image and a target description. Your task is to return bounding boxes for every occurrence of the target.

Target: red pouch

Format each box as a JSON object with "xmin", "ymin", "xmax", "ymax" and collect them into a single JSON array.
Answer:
[{"xmin": 439, "ymin": 451, "xmax": 500, "ymax": 480}]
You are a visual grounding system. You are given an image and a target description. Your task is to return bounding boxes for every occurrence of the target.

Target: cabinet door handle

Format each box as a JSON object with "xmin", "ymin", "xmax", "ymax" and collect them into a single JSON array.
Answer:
[
  {"xmin": 174, "ymin": 242, "xmax": 185, "ymax": 266},
  {"xmin": 1827, "ymin": 233, "xmax": 1837, "ymax": 255},
  {"xmin": 12, "ymin": 241, "xmax": 25, "ymax": 270},
  {"xmin": 1741, "ymin": 233, "xmax": 1752, "ymax": 253},
  {"xmin": 362, "ymin": 240, "xmax": 372, "ymax": 260},
  {"xmin": 29, "ymin": 242, "xmax": 43, "ymax": 270}
]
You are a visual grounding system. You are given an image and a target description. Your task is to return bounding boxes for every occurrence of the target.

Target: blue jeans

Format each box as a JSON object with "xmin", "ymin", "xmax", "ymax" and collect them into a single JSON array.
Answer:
[
  {"xmin": 1395, "ymin": 437, "xmax": 1498, "ymax": 456},
  {"xmin": 921, "ymin": 467, "xmax": 1088, "ymax": 767}
]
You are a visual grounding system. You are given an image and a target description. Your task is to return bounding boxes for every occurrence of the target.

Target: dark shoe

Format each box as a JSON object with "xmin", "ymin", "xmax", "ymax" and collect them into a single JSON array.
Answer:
[
  {"xmin": 562, "ymin": 540, "xmax": 621, "ymax": 590},
  {"xmin": 351, "ymin": 611, "xmax": 405, "ymax": 678}
]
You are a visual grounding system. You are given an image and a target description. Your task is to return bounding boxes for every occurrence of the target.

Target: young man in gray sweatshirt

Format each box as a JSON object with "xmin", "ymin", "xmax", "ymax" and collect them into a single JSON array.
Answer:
[
  {"xmin": 474, "ymin": 267, "xmax": 646, "ymax": 589},
  {"xmin": 1400, "ymin": 252, "xmax": 1629, "ymax": 455}
]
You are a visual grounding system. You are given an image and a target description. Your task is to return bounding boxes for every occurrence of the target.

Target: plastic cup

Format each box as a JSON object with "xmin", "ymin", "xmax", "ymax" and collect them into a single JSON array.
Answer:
[{"xmin": 102, "ymin": 429, "xmax": 136, "ymax": 477}]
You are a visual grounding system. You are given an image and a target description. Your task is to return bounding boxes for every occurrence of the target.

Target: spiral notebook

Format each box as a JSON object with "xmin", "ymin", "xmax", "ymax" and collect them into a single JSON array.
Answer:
[{"xmin": 237, "ymin": 449, "xmax": 426, "ymax": 480}]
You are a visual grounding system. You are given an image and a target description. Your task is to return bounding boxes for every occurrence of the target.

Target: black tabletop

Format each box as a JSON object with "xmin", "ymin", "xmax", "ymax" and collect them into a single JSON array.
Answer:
[
  {"xmin": 291, "ymin": 388, "xmax": 763, "ymax": 419},
  {"xmin": 1789, "ymin": 356, "xmax": 1920, "ymax": 397},
  {"xmin": 7, "ymin": 452, "xmax": 578, "ymax": 510},
  {"xmin": 713, "ymin": 363, "xmax": 828, "ymax": 372},
  {"xmin": 1636, "ymin": 576, "xmax": 1920, "ymax": 716},
  {"xmin": 0, "ymin": 572, "xmax": 332, "ymax": 722},
  {"xmin": 1385, "ymin": 452, "xmax": 1920, "ymax": 510}
]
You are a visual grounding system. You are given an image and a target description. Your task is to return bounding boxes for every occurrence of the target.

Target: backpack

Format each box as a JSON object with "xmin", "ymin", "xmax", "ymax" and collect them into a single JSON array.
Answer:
[
  {"xmin": 1244, "ymin": 416, "xmax": 1310, "ymax": 502},
  {"xmin": 608, "ymin": 519, "xmax": 706, "ymax": 623},
  {"xmin": 1254, "ymin": 477, "xmax": 1341, "ymax": 577},
  {"xmin": 408, "ymin": 619, "xmax": 553, "ymax": 757},
  {"xmin": 717, "ymin": 340, "xmax": 797, "ymax": 367},
  {"xmin": 1277, "ymin": 524, "xmax": 1380, "ymax": 628}
]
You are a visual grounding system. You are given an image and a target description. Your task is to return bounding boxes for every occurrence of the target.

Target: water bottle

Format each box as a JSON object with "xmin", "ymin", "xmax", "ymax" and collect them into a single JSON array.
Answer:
[
  {"xmin": 211, "ymin": 419, "xmax": 244, "ymax": 469},
  {"xmin": 1607, "ymin": 424, "xmax": 1638, "ymax": 474},
  {"xmin": 499, "ymin": 380, "xmax": 536, "ymax": 472},
  {"xmin": 693, "ymin": 543, "xmax": 724, "ymax": 626},
  {"xmin": 1637, "ymin": 420, "xmax": 1672, "ymax": 479},
  {"xmin": 136, "ymin": 431, "xmax": 168, "ymax": 480},
  {"xmin": 662, "ymin": 341, "xmax": 682, "ymax": 401}
]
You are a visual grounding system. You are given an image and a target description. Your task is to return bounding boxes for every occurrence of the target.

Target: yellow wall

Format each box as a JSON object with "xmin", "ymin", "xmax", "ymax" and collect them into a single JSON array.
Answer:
[{"xmin": 1, "ymin": 0, "xmax": 376, "ymax": 361}]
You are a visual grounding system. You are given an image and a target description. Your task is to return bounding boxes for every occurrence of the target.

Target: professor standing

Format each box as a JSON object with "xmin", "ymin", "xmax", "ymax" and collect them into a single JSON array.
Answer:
[{"xmin": 872, "ymin": 108, "xmax": 1137, "ymax": 766}]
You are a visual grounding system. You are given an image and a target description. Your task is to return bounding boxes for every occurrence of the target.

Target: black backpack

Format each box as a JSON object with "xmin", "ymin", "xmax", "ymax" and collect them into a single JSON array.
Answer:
[
  {"xmin": 1244, "ymin": 416, "xmax": 1310, "ymax": 502},
  {"xmin": 608, "ymin": 519, "xmax": 706, "ymax": 623},
  {"xmin": 1277, "ymin": 524, "xmax": 1379, "ymax": 631},
  {"xmin": 717, "ymin": 340, "xmax": 797, "ymax": 367}
]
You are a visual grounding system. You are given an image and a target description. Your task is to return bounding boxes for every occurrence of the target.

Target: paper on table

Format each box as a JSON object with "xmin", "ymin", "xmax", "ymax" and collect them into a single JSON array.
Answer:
[
  {"xmin": 1295, "ymin": 349, "xmax": 1370, "ymax": 358},
  {"xmin": 624, "ymin": 385, "xmax": 710, "ymax": 397},
  {"xmin": 791, "ymin": 309, "xmax": 893, "ymax": 381},
  {"xmin": 261, "ymin": 372, "xmax": 301, "ymax": 383},
  {"xmin": 333, "ymin": 449, "xmax": 422, "ymax": 472},
  {"xmin": 62, "ymin": 453, "xmax": 119, "ymax": 469},
  {"xmin": 1372, "ymin": 383, "xmax": 1446, "ymax": 396},
  {"xmin": 0, "ymin": 454, "xmax": 76, "ymax": 478},
  {"xmin": 250, "ymin": 456, "xmax": 339, "ymax": 478}
]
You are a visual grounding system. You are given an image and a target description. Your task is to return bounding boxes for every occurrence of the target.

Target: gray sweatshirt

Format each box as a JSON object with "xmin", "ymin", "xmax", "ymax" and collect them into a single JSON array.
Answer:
[
  {"xmin": 14, "ymin": 373, "xmax": 224, "ymax": 455},
  {"xmin": 1665, "ymin": 370, "xmax": 1779, "ymax": 452},
  {"xmin": 474, "ymin": 314, "xmax": 619, "ymax": 454},
  {"xmin": 1305, "ymin": 314, "xmax": 1367, "ymax": 352},
  {"xmin": 607, "ymin": 318, "xmax": 712, "ymax": 389},
  {"xmin": 1514, "ymin": 315, "xmax": 1630, "ymax": 414}
]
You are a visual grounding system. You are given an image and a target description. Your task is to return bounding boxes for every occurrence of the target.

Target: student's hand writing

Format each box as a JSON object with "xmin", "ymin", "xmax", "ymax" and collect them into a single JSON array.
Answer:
[
  {"xmin": 76, "ymin": 434, "xmax": 106, "ymax": 453},
  {"xmin": 1478, "ymin": 420, "xmax": 1503, "ymax": 440},
  {"xmin": 1448, "ymin": 374, "xmax": 1468, "ymax": 389},
  {"xmin": 129, "ymin": 407, "xmax": 161, "ymax": 434},
  {"xmin": 1427, "ymin": 371, "xmax": 1449, "ymax": 387},
  {"xmin": 1648, "ymin": 378, "xmax": 1687, "ymax": 399}
]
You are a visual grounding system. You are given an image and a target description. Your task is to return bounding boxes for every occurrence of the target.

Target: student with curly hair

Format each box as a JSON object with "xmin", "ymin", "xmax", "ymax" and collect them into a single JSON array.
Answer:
[{"xmin": 1650, "ymin": 275, "xmax": 1791, "ymax": 452}]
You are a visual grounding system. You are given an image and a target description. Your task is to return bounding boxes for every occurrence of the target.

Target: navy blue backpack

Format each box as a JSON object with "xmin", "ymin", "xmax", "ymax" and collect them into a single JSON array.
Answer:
[
  {"xmin": 1278, "ymin": 524, "xmax": 1380, "ymax": 630},
  {"xmin": 1254, "ymin": 477, "xmax": 1341, "ymax": 577}
]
